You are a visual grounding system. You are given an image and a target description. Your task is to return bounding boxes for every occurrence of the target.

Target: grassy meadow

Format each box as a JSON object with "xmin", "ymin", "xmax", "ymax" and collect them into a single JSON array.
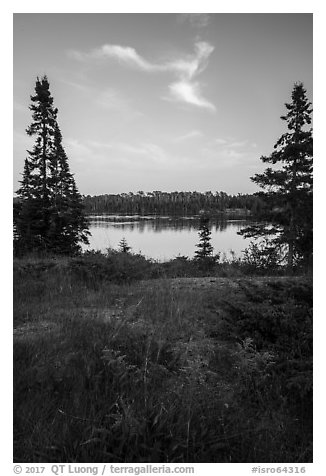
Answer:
[{"xmin": 13, "ymin": 252, "xmax": 312, "ymax": 463}]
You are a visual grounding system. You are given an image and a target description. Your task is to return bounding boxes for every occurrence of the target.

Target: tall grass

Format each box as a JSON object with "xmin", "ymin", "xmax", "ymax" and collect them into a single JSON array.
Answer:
[{"xmin": 14, "ymin": 256, "xmax": 312, "ymax": 462}]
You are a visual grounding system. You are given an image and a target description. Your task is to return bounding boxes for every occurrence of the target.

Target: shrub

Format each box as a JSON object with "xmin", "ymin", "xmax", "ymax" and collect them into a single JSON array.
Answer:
[
  {"xmin": 68, "ymin": 249, "xmax": 155, "ymax": 285},
  {"xmin": 241, "ymin": 239, "xmax": 282, "ymax": 273}
]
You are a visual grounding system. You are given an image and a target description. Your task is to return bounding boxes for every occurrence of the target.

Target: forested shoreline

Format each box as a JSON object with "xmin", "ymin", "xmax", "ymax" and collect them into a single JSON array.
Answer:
[{"xmin": 82, "ymin": 190, "xmax": 264, "ymax": 217}]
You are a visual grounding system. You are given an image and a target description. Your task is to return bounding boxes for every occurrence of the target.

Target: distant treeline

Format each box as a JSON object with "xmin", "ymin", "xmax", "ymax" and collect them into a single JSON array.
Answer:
[{"xmin": 82, "ymin": 191, "xmax": 265, "ymax": 216}]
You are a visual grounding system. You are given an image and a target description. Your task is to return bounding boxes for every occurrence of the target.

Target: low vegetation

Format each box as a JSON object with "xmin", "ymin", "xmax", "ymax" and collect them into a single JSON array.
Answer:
[{"xmin": 14, "ymin": 251, "xmax": 312, "ymax": 463}]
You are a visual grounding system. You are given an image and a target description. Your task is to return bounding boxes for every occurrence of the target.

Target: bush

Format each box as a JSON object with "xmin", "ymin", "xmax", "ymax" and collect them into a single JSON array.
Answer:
[
  {"xmin": 68, "ymin": 249, "xmax": 156, "ymax": 285},
  {"xmin": 241, "ymin": 239, "xmax": 282, "ymax": 273},
  {"xmin": 219, "ymin": 279, "xmax": 312, "ymax": 445}
]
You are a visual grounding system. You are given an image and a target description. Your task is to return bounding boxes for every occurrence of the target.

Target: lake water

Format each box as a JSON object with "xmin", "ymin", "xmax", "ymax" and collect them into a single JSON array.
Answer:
[{"xmin": 84, "ymin": 215, "xmax": 258, "ymax": 262}]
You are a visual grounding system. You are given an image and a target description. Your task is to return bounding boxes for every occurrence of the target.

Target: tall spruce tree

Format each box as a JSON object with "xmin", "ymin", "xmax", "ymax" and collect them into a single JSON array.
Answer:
[
  {"xmin": 239, "ymin": 82, "xmax": 313, "ymax": 270},
  {"xmin": 14, "ymin": 76, "xmax": 89, "ymax": 255}
]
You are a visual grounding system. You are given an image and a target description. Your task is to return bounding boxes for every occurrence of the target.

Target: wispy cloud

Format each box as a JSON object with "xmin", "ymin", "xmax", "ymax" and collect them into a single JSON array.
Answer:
[
  {"xmin": 95, "ymin": 88, "xmax": 143, "ymax": 119},
  {"xmin": 58, "ymin": 76, "xmax": 142, "ymax": 120},
  {"xmin": 215, "ymin": 138, "xmax": 228, "ymax": 145},
  {"xmin": 168, "ymin": 81, "xmax": 215, "ymax": 111},
  {"xmin": 201, "ymin": 137, "xmax": 260, "ymax": 168},
  {"xmin": 94, "ymin": 44, "xmax": 158, "ymax": 72},
  {"xmin": 65, "ymin": 138, "xmax": 93, "ymax": 161},
  {"xmin": 58, "ymin": 78, "xmax": 92, "ymax": 93},
  {"xmin": 177, "ymin": 13, "xmax": 211, "ymax": 29},
  {"xmin": 165, "ymin": 42, "xmax": 216, "ymax": 111},
  {"xmin": 87, "ymin": 139, "xmax": 167, "ymax": 163},
  {"xmin": 174, "ymin": 129, "xmax": 203, "ymax": 142},
  {"xmin": 68, "ymin": 41, "xmax": 213, "ymax": 79},
  {"xmin": 68, "ymin": 41, "xmax": 215, "ymax": 112},
  {"xmin": 227, "ymin": 140, "xmax": 248, "ymax": 148},
  {"xmin": 96, "ymin": 88, "xmax": 124, "ymax": 110},
  {"xmin": 214, "ymin": 138, "xmax": 258, "ymax": 149}
]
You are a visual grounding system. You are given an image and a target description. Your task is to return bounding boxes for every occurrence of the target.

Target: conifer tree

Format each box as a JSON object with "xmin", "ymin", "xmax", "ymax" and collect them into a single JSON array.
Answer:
[
  {"xmin": 14, "ymin": 76, "xmax": 89, "ymax": 255},
  {"xmin": 194, "ymin": 214, "xmax": 214, "ymax": 260},
  {"xmin": 118, "ymin": 237, "xmax": 131, "ymax": 253},
  {"xmin": 239, "ymin": 82, "xmax": 313, "ymax": 270},
  {"xmin": 47, "ymin": 123, "xmax": 90, "ymax": 254}
]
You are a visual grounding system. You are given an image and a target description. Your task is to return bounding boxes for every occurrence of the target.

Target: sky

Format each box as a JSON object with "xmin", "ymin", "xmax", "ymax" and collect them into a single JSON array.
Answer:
[{"xmin": 13, "ymin": 13, "xmax": 313, "ymax": 196}]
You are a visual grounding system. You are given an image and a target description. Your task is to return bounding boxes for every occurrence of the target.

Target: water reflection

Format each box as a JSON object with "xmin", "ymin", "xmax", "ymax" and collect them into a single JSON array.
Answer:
[
  {"xmin": 85, "ymin": 215, "xmax": 256, "ymax": 261},
  {"xmin": 88, "ymin": 216, "xmax": 244, "ymax": 232}
]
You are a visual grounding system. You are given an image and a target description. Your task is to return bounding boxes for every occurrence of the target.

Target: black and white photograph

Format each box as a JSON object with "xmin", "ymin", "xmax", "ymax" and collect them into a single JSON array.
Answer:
[{"xmin": 12, "ymin": 8, "xmax": 314, "ymax": 469}]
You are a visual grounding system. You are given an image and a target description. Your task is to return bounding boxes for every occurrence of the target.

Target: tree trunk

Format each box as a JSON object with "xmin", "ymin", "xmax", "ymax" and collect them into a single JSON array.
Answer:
[{"xmin": 288, "ymin": 239, "xmax": 294, "ymax": 274}]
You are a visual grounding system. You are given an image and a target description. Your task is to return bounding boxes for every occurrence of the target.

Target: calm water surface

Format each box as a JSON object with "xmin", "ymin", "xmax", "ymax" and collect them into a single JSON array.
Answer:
[{"xmin": 84, "ymin": 215, "xmax": 258, "ymax": 261}]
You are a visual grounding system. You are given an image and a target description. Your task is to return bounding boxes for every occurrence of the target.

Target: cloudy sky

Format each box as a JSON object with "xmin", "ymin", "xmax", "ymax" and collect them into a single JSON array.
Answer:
[{"xmin": 13, "ymin": 13, "xmax": 312, "ymax": 196}]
